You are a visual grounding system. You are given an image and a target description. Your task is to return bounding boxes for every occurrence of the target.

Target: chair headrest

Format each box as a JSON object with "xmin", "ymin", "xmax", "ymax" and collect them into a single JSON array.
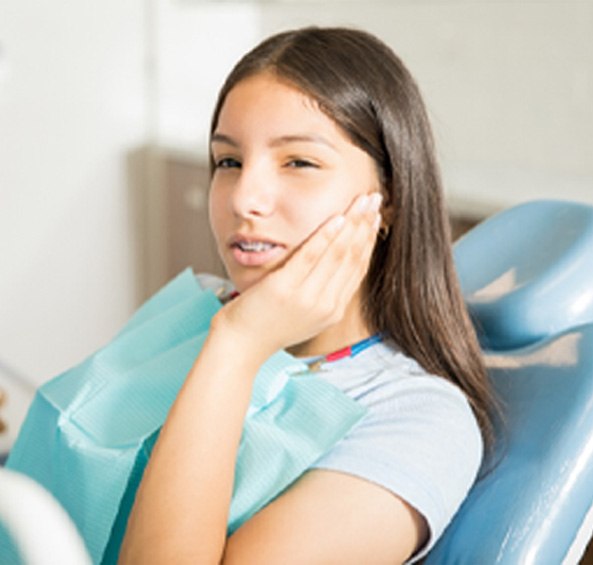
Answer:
[{"xmin": 454, "ymin": 199, "xmax": 593, "ymax": 350}]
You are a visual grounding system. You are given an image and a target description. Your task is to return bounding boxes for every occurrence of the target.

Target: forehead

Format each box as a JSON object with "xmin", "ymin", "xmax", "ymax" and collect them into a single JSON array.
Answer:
[{"xmin": 214, "ymin": 72, "xmax": 346, "ymax": 142}]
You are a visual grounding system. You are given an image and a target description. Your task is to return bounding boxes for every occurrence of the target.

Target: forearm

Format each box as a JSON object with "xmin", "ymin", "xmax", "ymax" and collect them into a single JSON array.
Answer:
[
  {"xmin": 119, "ymin": 321, "xmax": 270, "ymax": 564},
  {"xmin": 119, "ymin": 193, "xmax": 380, "ymax": 563}
]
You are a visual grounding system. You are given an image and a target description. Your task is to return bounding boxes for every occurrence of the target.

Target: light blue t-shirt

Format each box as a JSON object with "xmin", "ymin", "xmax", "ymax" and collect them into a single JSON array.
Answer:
[
  {"xmin": 308, "ymin": 341, "xmax": 483, "ymax": 563},
  {"xmin": 196, "ymin": 274, "xmax": 482, "ymax": 561}
]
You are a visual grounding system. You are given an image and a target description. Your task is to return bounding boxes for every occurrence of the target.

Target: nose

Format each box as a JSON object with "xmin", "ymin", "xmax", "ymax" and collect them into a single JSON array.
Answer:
[{"xmin": 229, "ymin": 162, "xmax": 276, "ymax": 219}]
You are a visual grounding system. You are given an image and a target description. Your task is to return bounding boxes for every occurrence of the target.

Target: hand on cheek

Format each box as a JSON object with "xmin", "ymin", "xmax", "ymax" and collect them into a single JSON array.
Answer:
[
  {"xmin": 296, "ymin": 191, "xmax": 382, "ymax": 323},
  {"xmin": 213, "ymin": 192, "xmax": 383, "ymax": 358}
]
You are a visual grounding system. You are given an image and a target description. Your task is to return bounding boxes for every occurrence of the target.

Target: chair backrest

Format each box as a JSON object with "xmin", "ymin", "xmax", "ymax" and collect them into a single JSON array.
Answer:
[{"xmin": 426, "ymin": 199, "xmax": 593, "ymax": 564}]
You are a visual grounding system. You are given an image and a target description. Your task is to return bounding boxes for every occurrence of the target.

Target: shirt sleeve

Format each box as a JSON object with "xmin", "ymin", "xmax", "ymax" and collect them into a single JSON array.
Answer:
[{"xmin": 309, "ymin": 374, "xmax": 483, "ymax": 563}]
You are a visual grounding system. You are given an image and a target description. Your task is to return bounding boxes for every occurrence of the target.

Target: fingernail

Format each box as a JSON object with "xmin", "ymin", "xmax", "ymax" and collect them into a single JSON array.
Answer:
[
  {"xmin": 327, "ymin": 215, "xmax": 345, "ymax": 234},
  {"xmin": 369, "ymin": 193, "xmax": 383, "ymax": 212},
  {"xmin": 373, "ymin": 214, "xmax": 381, "ymax": 230},
  {"xmin": 354, "ymin": 195, "xmax": 370, "ymax": 213}
]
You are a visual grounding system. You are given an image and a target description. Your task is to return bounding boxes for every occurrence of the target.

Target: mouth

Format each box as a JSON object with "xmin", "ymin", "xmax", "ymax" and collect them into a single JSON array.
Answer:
[
  {"xmin": 233, "ymin": 240, "xmax": 278, "ymax": 253},
  {"xmin": 228, "ymin": 236, "xmax": 285, "ymax": 267}
]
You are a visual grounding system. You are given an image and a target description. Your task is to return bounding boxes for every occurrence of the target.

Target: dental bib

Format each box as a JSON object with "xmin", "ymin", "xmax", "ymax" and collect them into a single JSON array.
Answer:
[{"xmin": 3, "ymin": 269, "xmax": 366, "ymax": 564}]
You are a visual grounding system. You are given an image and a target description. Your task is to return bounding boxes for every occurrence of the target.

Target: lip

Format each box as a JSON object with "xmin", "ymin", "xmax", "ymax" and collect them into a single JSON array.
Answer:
[{"xmin": 227, "ymin": 233, "xmax": 286, "ymax": 267}]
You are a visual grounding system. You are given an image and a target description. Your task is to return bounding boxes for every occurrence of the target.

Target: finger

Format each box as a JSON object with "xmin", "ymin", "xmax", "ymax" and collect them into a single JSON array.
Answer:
[
  {"xmin": 269, "ymin": 211, "xmax": 347, "ymax": 289},
  {"xmin": 319, "ymin": 200, "xmax": 380, "ymax": 308},
  {"xmin": 330, "ymin": 220, "xmax": 377, "ymax": 308},
  {"xmin": 306, "ymin": 193, "xmax": 378, "ymax": 300},
  {"xmin": 300, "ymin": 192, "xmax": 381, "ymax": 302},
  {"xmin": 267, "ymin": 191, "xmax": 380, "ymax": 317}
]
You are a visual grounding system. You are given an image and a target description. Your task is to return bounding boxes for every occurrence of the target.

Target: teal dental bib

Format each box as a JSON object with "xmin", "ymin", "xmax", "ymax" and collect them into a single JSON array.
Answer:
[{"xmin": 5, "ymin": 269, "xmax": 367, "ymax": 564}]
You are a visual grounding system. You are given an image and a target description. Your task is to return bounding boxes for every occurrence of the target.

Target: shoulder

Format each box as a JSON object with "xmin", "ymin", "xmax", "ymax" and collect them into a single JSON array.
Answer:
[
  {"xmin": 312, "ymin": 341, "xmax": 483, "ymax": 560},
  {"xmin": 316, "ymin": 341, "xmax": 481, "ymax": 446}
]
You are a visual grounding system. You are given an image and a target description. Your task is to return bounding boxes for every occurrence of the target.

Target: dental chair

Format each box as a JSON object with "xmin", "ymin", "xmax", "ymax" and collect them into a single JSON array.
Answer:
[
  {"xmin": 426, "ymin": 199, "xmax": 593, "ymax": 564},
  {"xmin": 2, "ymin": 199, "xmax": 593, "ymax": 564}
]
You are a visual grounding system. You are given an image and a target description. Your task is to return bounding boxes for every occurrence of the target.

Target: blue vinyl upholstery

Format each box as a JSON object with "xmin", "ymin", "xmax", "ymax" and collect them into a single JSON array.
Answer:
[
  {"xmin": 426, "ymin": 200, "xmax": 593, "ymax": 564},
  {"xmin": 454, "ymin": 200, "xmax": 593, "ymax": 350}
]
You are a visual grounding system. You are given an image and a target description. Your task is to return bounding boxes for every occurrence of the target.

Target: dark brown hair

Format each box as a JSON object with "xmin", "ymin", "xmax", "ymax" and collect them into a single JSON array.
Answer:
[{"xmin": 209, "ymin": 27, "xmax": 500, "ymax": 455}]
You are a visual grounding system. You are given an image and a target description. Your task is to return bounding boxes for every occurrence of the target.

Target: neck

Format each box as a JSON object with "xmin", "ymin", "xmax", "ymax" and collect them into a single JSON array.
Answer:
[{"xmin": 286, "ymin": 292, "xmax": 372, "ymax": 359}]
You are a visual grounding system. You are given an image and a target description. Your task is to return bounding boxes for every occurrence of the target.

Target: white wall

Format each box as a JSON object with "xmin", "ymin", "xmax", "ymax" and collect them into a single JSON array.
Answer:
[
  {"xmin": 154, "ymin": 1, "xmax": 260, "ymax": 152},
  {"xmin": 260, "ymin": 1, "xmax": 593, "ymax": 215},
  {"xmin": 0, "ymin": 1, "xmax": 263, "ymax": 389},
  {"xmin": 0, "ymin": 1, "xmax": 146, "ymax": 384},
  {"xmin": 1, "ymin": 0, "xmax": 591, "ymax": 388}
]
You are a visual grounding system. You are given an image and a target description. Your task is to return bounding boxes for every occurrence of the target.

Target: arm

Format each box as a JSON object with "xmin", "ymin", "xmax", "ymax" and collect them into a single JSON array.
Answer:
[
  {"xmin": 118, "ymin": 325, "xmax": 266, "ymax": 564},
  {"xmin": 119, "ymin": 194, "xmax": 381, "ymax": 564},
  {"xmin": 224, "ymin": 469, "xmax": 428, "ymax": 565}
]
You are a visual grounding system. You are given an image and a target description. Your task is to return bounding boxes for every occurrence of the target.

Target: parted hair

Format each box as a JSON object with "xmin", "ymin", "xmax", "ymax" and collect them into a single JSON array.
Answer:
[{"xmin": 209, "ymin": 27, "xmax": 500, "ymax": 456}]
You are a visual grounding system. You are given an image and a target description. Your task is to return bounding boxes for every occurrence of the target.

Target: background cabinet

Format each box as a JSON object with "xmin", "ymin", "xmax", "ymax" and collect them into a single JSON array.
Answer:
[{"xmin": 129, "ymin": 146, "xmax": 225, "ymax": 302}]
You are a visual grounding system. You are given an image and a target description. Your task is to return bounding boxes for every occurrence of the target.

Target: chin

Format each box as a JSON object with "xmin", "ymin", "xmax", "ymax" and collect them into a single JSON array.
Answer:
[{"xmin": 227, "ymin": 269, "xmax": 267, "ymax": 294}]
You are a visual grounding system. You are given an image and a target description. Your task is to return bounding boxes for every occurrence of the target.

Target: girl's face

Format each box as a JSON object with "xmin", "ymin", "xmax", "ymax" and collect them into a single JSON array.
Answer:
[{"xmin": 209, "ymin": 72, "xmax": 380, "ymax": 292}]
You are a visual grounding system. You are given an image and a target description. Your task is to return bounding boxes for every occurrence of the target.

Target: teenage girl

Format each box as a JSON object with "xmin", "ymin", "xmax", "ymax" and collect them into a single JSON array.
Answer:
[{"xmin": 120, "ymin": 27, "xmax": 498, "ymax": 564}]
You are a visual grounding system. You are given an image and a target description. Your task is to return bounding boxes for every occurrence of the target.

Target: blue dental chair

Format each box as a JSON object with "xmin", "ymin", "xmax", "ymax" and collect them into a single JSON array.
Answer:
[{"xmin": 426, "ymin": 199, "xmax": 593, "ymax": 564}]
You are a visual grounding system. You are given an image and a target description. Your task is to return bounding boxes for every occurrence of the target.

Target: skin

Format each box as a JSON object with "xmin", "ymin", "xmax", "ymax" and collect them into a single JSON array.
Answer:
[
  {"xmin": 208, "ymin": 72, "xmax": 381, "ymax": 357},
  {"xmin": 119, "ymin": 72, "xmax": 427, "ymax": 564}
]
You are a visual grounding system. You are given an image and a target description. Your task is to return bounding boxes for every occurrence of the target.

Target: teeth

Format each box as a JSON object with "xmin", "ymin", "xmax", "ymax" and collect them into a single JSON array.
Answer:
[{"xmin": 237, "ymin": 241, "xmax": 275, "ymax": 252}]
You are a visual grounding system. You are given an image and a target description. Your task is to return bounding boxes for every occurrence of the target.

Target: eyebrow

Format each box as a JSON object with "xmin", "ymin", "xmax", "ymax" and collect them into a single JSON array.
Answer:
[
  {"xmin": 211, "ymin": 133, "xmax": 239, "ymax": 147},
  {"xmin": 270, "ymin": 134, "xmax": 337, "ymax": 151},
  {"xmin": 211, "ymin": 133, "xmax": 338, "ymax": 151}
]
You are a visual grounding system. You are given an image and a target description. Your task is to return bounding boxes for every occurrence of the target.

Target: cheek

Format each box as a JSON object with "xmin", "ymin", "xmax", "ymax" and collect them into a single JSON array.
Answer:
[
  {"xmin": 207, "ymin": 185, "xmax": 227, "ymax": 244},
  {"xmin": 309, "ymin": 171, "xmax": 370, "ymax": 214},
  {"xmin": 282, "ymin": 180, "xmax": 360, "ymax": 241}
]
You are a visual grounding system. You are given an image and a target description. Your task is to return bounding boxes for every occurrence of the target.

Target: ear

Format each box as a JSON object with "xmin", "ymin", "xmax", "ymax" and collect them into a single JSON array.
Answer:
[
  {"xmin": 379, "ymin": 191, "xmax": 396, "ymax": 227},
  {"xmin": 375, "ymin": 191, "xmax": 394, "ymax": 241}
]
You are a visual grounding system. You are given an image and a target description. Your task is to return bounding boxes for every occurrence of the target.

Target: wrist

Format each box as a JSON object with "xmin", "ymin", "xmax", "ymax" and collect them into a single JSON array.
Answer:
[{"xmin": 208, "ymin": 309, "xmax": 277, "ymax": 368}]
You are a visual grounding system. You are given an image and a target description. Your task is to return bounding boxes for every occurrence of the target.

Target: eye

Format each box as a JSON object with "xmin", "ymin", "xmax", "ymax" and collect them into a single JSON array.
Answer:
[
  {"xmin": 285, "ymin": 158, "xmax": 318, "ymax": 169},
  {"xmin": 215, "ymin": 157, "xmax": 242, "ymax": 169}
]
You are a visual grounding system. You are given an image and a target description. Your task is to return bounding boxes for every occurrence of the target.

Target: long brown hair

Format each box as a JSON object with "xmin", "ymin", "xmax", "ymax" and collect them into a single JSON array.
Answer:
[{"xmin": 209, "ymin": 27, "xmax": 500, "ymax": 456}]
